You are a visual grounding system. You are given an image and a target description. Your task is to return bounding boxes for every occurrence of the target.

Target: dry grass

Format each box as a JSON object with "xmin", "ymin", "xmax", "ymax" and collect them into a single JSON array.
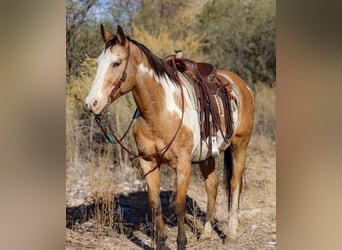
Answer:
[
  {"xmin": 66, "ymin": 135, "xmax": 276, "ymax": 249},
  {"xmin": 252, "ymin": 82, "xmax": 276, "ymax": 141},
  {"xmin": 66, "ymin": 140, "xmax": 275, "ymax": 249}
]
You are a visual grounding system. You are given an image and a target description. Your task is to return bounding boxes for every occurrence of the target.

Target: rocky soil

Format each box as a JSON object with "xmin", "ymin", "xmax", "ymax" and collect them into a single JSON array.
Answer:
[{"xmin": 66, "ymin": 137, "xmax": 276, "ymax": 249}]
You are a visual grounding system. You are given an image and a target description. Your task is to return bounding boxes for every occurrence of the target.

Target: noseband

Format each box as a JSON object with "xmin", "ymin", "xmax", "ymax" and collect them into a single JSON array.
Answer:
[{"xmin": 94, "ymin": 41, "xmax": 185, "ymax": 161}]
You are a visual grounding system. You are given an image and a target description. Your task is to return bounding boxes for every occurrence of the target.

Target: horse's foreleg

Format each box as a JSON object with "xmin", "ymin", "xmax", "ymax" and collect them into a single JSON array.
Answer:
[
  {"xmin": 228, "ymin": 146, "xmax": 247, "ymax": 241},
  {"xmin": 199, "ymin": 157, "xmax": 218, "ymax": 238},
  {"xmin": 175, "ymin": 160, "xmax": 192, "ymax": 250},
  {"xmin": 140, "ymin": 158, "xmax": 166, "ymax": 250}
]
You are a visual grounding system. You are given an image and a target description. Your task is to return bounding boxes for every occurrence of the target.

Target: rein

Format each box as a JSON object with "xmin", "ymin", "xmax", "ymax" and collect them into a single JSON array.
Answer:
[{"xmin": 95, "ymin": 42, "xmax": 185, "ymax": 160}]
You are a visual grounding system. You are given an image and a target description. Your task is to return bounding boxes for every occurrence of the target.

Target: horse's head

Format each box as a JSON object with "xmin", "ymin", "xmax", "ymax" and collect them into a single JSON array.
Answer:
[{"xmin": 85, "ymin": 25, "xmax": 132, "ymax": 114}]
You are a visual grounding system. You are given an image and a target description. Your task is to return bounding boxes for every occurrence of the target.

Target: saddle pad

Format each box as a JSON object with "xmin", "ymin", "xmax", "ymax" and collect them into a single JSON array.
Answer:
[
  {"xmin": 179, "ymin": 72, "xmax": 240, "ymax": 136},
  {"xmin": 230, "ymin": 83, "xmax": 240, "ymax": 134}
]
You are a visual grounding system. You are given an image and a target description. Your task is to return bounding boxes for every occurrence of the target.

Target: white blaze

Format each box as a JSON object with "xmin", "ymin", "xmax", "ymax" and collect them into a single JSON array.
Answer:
[{"xmin": 85, "ymin": 49, "xmax": 119, "ymax": 108}]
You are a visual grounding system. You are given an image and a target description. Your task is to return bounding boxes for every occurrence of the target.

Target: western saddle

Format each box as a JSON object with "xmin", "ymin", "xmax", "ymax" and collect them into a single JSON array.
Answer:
[{"xmin": 164, "ymin": 50, "xmax": 234, "ymax": 156}]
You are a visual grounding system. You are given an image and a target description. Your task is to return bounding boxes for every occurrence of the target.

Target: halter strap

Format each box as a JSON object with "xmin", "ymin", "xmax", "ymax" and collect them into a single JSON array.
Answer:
[{"xmin": 108, "ymin": 42, "xmax": 130, "ymax": 103}]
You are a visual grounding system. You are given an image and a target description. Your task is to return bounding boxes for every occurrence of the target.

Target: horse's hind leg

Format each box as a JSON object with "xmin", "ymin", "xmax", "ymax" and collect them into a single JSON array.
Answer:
[
  {"xmin": 227, "ymin": 142, "xmax": 248, "ymax": 241},
  {"xmin": 174, "ymin": 158, "xmax": 192, "ymax": 250},
  {"xmin": 199, "ymin": 157, "xmax": 218, "ymax": 239},
  {"xmin": 140, "ymin": 158, "xmax": 167, "ymax": 250}
]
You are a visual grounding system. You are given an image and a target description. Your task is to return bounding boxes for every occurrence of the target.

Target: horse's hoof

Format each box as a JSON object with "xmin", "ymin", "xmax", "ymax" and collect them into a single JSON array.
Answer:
[
  {"xmin": 200, "ymin": 221, "xmax": 213, "ymax": 241},
  {"xmin": 177, "ymin": 244, "xmax": 186, "ymax": 250},
  {"xmin": 156, "ymin": 239, "xmax": 167, "ymax": 250},
  {"xmin": 156, "ymin": 243, "xmax": 167, "ymax": 250},
  {"xmin": 226, "ymin": 235, "xmax": 238, "ymax": 244},
  {"xmin": 204, "ymin": 221, "xmax": 213, "ymax": 234},
  {"xmin": 176, "ymin": 234, "xmax": 187, "ymax": 250},
  {"xmin": 199, "ymin": 233, "xmax": 211, "ymax": 242},
  {"xmin": 176, "ymin": 239, "xmax": 187, "ymax": 250}
]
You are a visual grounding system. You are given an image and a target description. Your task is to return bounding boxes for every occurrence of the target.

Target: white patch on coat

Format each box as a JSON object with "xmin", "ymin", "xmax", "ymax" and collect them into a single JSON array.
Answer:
[
  {"xmin": 138, "ymin": 63, "xmax": 184, "ymax": 117},
  {"xmin": 228, "ymin": 186, "xmax": 240, "ymax": 237},
  {"xmin": 176, "ymin": 74, "xmax": 201, "ymax": 156},
  {"xmin": 158, "ymin": 75, "xmax": 183, "ymax": 117},
  {"xmin": 138, "ymin": 63, "xmax": 154, "ymax": 79}
]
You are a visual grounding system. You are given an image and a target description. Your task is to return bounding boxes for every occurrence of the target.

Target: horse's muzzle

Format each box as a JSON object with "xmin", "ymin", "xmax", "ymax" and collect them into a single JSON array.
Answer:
[{"xmin": 85, "ymin": 97, "xmax": 99, "ymax": 113}]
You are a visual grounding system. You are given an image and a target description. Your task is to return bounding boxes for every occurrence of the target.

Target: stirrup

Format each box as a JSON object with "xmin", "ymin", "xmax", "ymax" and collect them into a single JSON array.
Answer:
[{"xmin": 211, "ymin": 136, "xmax": 219, "ymax": 157}]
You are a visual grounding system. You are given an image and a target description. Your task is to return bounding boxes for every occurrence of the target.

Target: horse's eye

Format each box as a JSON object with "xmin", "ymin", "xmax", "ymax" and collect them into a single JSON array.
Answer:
[{"xmin": 112, "ymin": 60, "xmax": 122, "ymax": 68}]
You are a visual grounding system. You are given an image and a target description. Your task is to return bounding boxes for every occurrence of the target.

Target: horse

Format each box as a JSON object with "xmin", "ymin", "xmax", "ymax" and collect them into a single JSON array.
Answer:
[{"xmin": 85, "ymin": 25, "xmax": 254, "ymax": 250}]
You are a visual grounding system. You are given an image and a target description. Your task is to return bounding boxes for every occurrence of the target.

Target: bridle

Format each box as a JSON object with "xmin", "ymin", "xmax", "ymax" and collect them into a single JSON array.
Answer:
[
  {"xmin": 94, "ymin": 41, "xmax": 185, "ymax": 160},
  {"xmin": 108, "ymin": 42, "xmax": 130, "ymax": 103}
]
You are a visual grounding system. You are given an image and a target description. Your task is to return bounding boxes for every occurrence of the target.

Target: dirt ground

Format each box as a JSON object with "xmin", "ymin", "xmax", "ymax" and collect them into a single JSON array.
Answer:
[{"xmin": 66, "ymin": 136, "xmax": 276, "ymax": 249}]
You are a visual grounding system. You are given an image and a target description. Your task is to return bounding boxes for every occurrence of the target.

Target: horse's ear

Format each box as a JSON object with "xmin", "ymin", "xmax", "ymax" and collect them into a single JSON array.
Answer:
[
  {"xmin": 116, "ymin": 25, "xmax": 126, "ymax": 46},
  {"xmin": 100, "ymin": 24, "xmax": 112, "ymax": 43}
]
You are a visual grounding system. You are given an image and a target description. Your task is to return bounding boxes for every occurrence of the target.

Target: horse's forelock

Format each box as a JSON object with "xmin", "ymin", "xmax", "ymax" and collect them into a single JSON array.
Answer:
[{"xmin": 104, "ymin": 35, "xmax": 119, "ymax": 51}]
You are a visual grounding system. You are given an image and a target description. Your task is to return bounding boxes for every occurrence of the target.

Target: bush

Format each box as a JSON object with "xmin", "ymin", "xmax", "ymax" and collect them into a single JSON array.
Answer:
[
  {"xmin": 199, "ymin": 0, "xmax": 276, "ymax": 86},
  {"xmin": 252, "ymin": 82, "xmax": 276, "ymax": 140}
]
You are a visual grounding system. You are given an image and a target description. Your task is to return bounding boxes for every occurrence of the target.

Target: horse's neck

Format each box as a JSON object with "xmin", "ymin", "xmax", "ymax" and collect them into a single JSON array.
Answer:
[{"xmin": 133, "ymin": 62, "xmax": 180, "ymax": 123}]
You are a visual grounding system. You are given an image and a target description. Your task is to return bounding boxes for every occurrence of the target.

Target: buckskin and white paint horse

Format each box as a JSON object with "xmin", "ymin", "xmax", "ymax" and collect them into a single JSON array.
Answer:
[{"xmin": 85, "ymin": 25, "xmax": 254, "ymax": 250}]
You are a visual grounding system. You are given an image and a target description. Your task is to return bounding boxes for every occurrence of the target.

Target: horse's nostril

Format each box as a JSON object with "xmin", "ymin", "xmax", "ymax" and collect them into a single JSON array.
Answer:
[{"xmin": 93, "ymin": 100, "xmax": 98, "ymax": 107}]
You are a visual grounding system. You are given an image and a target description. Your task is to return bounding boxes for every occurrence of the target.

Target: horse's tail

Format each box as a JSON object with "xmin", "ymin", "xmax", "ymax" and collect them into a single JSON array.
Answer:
[{"xmin": 224, "ymin": 148, "xmax": 233, "ymax": 211}]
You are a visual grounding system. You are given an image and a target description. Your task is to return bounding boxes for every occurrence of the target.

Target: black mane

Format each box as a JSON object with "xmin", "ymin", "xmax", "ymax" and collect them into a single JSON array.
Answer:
[{"xmin": 105, "ymin": 35, "xmax": 179, "ymax": 85}]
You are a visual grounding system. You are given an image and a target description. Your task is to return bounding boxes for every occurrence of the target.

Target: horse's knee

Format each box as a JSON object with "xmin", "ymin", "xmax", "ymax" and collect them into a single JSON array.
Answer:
[
  {"xmin": 151, "ymin": 202, "xmax": 162, "ymax": 215},
  {"xmin": 208, "ymin": 173, "xmax": 218, "ymax": 194},
  {"xmin": 174, "ymin": 201, "xmax": 186, "ymax": 217}
]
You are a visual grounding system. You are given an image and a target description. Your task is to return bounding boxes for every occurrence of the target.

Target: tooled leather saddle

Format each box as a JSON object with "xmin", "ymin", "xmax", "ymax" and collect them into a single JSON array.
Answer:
[{"xmin": 164, "ymin": 50, "xmax": 234, "ymax": 155}]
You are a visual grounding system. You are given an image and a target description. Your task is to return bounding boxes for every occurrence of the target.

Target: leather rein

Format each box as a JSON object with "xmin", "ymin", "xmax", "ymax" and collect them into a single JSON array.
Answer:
[{"xmin": 95, "ymin": 42, "xmax": 185, "ymax": 160}]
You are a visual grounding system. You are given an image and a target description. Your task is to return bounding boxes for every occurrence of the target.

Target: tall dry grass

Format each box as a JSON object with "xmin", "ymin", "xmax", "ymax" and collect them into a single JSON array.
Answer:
[{"xmin": 250, "ymin": 82, "xmax": 276, "ymax": 152}]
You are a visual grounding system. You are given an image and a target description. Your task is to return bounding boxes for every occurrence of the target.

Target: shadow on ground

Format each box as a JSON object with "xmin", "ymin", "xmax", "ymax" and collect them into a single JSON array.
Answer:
[{"xmin": 66, "ymin": 191, "xmax": 226, "ymax": 249}]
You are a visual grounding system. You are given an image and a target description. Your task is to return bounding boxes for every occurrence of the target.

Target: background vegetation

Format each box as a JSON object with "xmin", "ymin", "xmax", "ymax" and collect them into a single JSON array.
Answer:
[{"xmin": 66, "ymin": 0, "xmax": 276, "ymax": 201}]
